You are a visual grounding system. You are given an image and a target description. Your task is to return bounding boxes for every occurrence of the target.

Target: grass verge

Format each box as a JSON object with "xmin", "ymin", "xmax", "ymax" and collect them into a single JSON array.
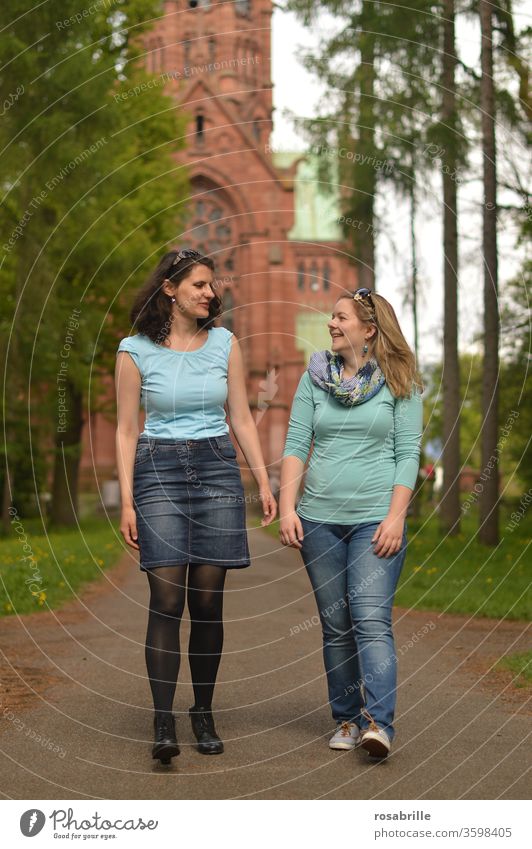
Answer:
[
  {"xmin": 261, "ymin": 507, "xmax": 531, "ymax": 620},
  {"xmin": 495, "ymin": 651, "xmax": 532, "ymax": 688},
  {"xmin": 0, "ymin": 517, "xmax": 124, "ymax": 617}
]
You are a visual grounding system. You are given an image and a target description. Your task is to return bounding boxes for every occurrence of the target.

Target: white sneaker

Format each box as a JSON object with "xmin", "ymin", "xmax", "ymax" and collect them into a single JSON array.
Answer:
[
  {"xmin": 328, "ymin": 721, "xmax": 361, "ymax": 750},
  {"xmin": 360, "ymin": 726, "xmax": 391, "ymax": 758}
]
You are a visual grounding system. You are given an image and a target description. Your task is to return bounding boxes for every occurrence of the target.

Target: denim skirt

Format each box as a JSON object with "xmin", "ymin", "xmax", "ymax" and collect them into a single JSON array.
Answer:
[{"xmin": 132, "ymin": 433, "xmax": 251, "ymax": 571}]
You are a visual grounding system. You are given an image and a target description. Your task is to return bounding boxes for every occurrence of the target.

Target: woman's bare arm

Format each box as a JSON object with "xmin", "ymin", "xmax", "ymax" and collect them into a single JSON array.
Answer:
[
  {"xmin": 225, "ymin": 335, "xmax": 277, "ymax": 524},
  {"xmin": 114, "ymin": 351, "xmax": 142, "ymax": 549}
]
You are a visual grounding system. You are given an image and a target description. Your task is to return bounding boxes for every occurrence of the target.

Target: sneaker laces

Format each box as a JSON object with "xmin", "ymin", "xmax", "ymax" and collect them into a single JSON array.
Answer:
[
  {"xmin": 339, "ymin": 721, "xmax": 354, "ymax": 737},
  {"xmin": 361, "ymin": 707, "xmax": 380, "ymax": 734}
]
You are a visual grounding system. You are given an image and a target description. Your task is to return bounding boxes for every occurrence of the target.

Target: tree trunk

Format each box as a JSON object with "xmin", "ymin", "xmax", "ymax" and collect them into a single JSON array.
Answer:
[
  {"xmin": 439, "ymin": 0, "xmax": 461, "ymax": 534},
  {"xmin": 1, "ymin": 462, "xmax": 14, "ymax": 534},
  {"xmin": 357, "ymin": 25, "xmax": 376, "ymax": 290},
  {"xmin": 344, "ymin": 2, "xmax": 376, "ymax": 291},
  {"xmin": 1, "ymin": 220, "xmax": 32, "ymax": 530},
  {"xmin": 49, "ymin": 381, "xmax": 84, "ymax": 527},
  {"xmin": 409, "ymin": 176, "xmax": 422, "ymax": 519},
  {"xmin": 409, "ymin": 177, "xmax": 419, "ymax": 362},
  {"xmin": 479, "ymin": 0, "xmax": 500, "ymax": 545}
]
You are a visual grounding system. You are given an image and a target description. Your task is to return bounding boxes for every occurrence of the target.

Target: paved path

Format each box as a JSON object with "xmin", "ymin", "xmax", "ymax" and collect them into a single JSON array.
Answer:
[{"xmin": 0, "ymin": 526, "xmax": 530, "ymax": 799}]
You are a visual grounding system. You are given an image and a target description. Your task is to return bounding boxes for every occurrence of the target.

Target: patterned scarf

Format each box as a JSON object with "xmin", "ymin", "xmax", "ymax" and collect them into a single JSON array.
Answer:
[{"xmin": 308, "ymin": 350, "xmax": 385, "ymax": 406}]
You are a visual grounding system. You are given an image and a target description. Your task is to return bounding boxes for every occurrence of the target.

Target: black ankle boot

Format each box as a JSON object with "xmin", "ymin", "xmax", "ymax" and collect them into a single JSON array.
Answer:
[
  {"xmin": 152, "ymin": 711, "xmax": 180, "ymax": 764},
  {"xmin": 189, "ymin": 705, "xmax": 224, "ymax": 754}
]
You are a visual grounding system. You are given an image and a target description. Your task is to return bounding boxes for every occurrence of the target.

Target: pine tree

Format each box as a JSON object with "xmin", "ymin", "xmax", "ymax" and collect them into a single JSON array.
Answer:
[
  {"xmin": 286, "ymin": 0, "xmax": 441, "ymax": 291},
  {"xmin": 478, "ymin": 0, "xmax": 500, "ymax": 544}
]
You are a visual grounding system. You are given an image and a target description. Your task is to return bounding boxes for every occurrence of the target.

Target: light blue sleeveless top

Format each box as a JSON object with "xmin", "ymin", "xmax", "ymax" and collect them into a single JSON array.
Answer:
[{"xmin": 117, "ymin": 327, "xmax": 234, "ymax": 439}]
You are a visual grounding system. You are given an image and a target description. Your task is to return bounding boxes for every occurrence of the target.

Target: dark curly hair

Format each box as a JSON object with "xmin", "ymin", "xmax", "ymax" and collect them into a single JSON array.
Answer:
[{"xmin": 129, "ymin": 250, "xmax": 222, "ymax": 344}]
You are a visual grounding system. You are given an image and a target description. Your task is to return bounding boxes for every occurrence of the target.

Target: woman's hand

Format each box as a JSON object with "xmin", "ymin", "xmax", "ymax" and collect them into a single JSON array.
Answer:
[
  {"xmin": 259, "ymin": 486, "xmax": 277, "ymax": 526},
  {"xmin": 371, "ymin": 514, "xmax": 405, "ymax": 558},
  {"xmin": 279, "ymin": 510, "xmax": 304, "ymax": 549},
  {"xmin": 120, "ymin": 506, "xmax": 139, "ymax": 550}
]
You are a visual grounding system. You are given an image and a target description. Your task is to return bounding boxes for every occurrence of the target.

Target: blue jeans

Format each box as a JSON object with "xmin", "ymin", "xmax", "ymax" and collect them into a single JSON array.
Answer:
[{"xmin": 298, "ymin": 516, "xmax": 407, "ymax": 741}]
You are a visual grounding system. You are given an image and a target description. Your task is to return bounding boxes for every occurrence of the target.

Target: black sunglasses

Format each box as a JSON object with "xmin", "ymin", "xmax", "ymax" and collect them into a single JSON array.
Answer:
[
  {"xmin": 353, "ymin": 287, "xmax": 375, "ymax": 311},
  {"xmin": 171, "ymin": 248, "xmax": 202, "ymax": 266}
]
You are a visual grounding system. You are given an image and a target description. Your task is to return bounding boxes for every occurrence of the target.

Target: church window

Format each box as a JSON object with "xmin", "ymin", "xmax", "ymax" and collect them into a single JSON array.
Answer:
[
  {"xmin": 196, "ymin": 113, "xmax": 205, "ymax": 140},
  {"xmin": 187, "ymin": 194, "xmax": 234, "ymax": 262},
  {"xmin": 323, "ymin": 262, "xmax": 331, "ymax": 291},
  {"xmin": 310, "ymin": 262, "xmax": 319, "ymax": 291},
  {"xmin": 147, "ymin": 38, "xmax": 163, "ymax": 73},
  {"xmin": 297, "ymin": 263, "xmax": 305, "ymax": 290}
]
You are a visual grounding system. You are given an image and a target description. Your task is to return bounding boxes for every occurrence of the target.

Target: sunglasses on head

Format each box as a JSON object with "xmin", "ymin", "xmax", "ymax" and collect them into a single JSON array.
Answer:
[
  {"xmin": 353, "ymin": 287, "xmax": 375, "ymax": 311},
  {"xmin": 171, "ymin": 248, "xmax": 202, "ymax": 266}
]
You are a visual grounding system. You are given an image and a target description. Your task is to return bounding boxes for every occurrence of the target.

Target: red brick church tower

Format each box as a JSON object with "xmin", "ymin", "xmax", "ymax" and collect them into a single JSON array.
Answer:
[{"xmin": 84, "ymin": 0, "xmax": 357, "ymax": 492}]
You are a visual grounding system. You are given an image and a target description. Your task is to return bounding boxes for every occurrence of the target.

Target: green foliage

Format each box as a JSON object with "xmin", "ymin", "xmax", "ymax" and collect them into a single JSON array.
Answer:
[
  {"xmin": 423, "ymin": 353, "xmax": 484, "ymax": 470},
  {"xmin": 0, "ymin": 1, "xmax": 189, "ymax": 512},
  {"xmin": 286, "ymin": 1, "xmax": 444, "ymax": 220},
  {"xmin": 422, "ymin": 336, "xmax": 531, "ymax": 492},
  {"xmin": 0, "ymin": 441, "xmax": 48, "ymax": 520}
]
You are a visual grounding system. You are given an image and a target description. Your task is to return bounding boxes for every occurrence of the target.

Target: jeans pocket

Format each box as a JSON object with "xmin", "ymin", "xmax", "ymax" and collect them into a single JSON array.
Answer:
[
  {"xmin": 134, "ymin": 439, "xmax": 158, "ymax": 466},
  {"xmin": 212, "ymin": 436, "xmax": 237, "ymax": 461}
]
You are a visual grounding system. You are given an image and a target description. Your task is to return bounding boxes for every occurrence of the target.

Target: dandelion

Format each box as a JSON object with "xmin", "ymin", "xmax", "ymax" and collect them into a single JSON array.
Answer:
[{"xmin": 486, "ymin": 577, "xmax": 493, "ymax": 584}]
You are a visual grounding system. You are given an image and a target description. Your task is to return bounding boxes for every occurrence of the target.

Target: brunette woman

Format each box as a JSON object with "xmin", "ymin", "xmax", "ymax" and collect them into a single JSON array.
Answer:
[
  {"xmin": 115, "ymin": 249, "xmax": 276, "ymax": 764},
  {"xmin": 279, "ymin": 288, "xmax": 422, "ymax": 759}
]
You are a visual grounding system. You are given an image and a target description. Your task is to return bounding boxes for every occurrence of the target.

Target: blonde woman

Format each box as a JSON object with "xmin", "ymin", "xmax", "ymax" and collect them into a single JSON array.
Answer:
[{"xmin": 279, "ymin": 288, "xmax": 422, "ymax": 759}]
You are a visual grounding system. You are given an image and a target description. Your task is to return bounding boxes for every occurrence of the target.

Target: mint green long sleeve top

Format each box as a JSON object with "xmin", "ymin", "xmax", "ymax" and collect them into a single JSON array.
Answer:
[{"xmin": 282, "ymin": 371, "xmax": 423, "ymax": 524}]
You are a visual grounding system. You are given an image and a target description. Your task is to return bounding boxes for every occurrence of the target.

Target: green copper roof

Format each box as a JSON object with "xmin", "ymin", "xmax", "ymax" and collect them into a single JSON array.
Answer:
[
  {"xmin": 273, "ymin": 151, "xmax": 343, "ymax": 242},
  {"xmin": 295, "ymin": 309, "xmax": 332, "ymax": 363},
  {"xmin": 271, "ymin": 151, "xmax": 302, "ymax": 170}
]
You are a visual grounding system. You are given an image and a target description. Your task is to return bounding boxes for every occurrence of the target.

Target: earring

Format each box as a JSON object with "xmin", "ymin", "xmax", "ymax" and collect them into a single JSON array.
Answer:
[
  {"xmin": 171, "ymin": 296, "xmax": 176, "ymax": 303},
  {"xmin": 362, "ymin": 343, "xmax": 368, "ymax": 356}
]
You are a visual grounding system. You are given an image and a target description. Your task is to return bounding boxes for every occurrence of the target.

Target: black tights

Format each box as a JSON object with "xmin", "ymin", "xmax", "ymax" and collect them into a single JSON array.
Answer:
[{"xmin": 145, "ymin": 563, "xmax": 226, "ymax": 714}]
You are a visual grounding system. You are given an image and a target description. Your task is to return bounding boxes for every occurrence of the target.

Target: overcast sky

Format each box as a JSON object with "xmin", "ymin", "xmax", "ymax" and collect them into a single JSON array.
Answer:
[{"xmin": 270, "ymin": 7, "xmax": 529, "ymax": 365}]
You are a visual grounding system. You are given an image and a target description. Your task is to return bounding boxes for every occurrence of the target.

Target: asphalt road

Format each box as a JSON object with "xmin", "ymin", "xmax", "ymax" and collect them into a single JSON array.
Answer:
[{"xmin": 0, "ymin": 525, "xmax": 530, "ymax": 799}]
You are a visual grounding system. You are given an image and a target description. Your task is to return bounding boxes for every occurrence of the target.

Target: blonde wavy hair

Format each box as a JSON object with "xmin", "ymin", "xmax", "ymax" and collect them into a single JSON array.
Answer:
[{"xmin": 338, "ymin": 290, "xmax": 423, "ymax": 398}]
